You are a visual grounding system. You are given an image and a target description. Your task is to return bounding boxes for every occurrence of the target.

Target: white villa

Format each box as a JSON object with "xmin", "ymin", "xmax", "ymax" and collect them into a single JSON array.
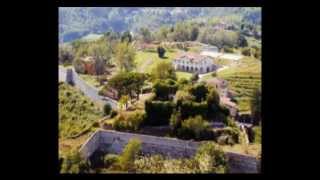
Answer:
[{"xmin": 172, "ymin": 52, "xmax": 217, "ymax": 74}]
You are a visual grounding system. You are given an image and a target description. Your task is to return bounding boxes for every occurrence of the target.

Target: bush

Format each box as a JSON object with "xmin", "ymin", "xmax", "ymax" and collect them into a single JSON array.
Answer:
[
  {"xmin": 110, "ymin": 110, "xmax": 118, "ymax": 118},
  {"xmin": 191, "ymin": 73, "xmax": 199, "ymax": 82},
  {"xmin": 223, "ymin": 46, "xmax": 234, "ymax": 53},
  {"xmin": 194, "ymin": 142, "xmax": 227, "ymax": 173},
  {"xmin": 189, "ymin": 82, "xmax": 209, "ymax": 102},
  {"xmin": 214, "ymin": 127, "xmax": 240, "ymax": 145},
  {"xmin": 177, "ymin": 116, "xmax": 213, "ymax": 140},
  {"xmin": 157, "ymin": 46, "xmax": 166, "ymax": 58},
  {"xmin": 179, "ymin": 100, "xmax": 208, "ymax": 120},
  {"xmin": 73, "ymin": 58, "xmax": 85, "ymax": 74},
  {"xmin": 241, "ymin": 47, "xmax": 251, "ymax": 56},
  {"xmin": 113, "ymin": 111, "xmax": 145, "ymax": 131},
  {"xmin": 118, "ymin": 138, "xmax": 142, "ymax": 171},
  {"xmin": 223, "ymin": 117, "xmax": 237, "ymax": 128},
  {"xmin": 153, "ymin": 79, "xmax": 178, "ymax": 101},
  {"xmin": 144, "ymin": 100, "xmax": 174, "ymax": 126},
  {"xmin": 169, "ymin": 110, "xmax": 182, "ymax": 134},
  {"xmin": 104, "ymin": 154, "xmax": 119, "ymax": 168},
  {"xmin": 252, "ymin": 126, "xmax": 261, "ymax": 144},
  {"xmin": 60, "ymin": 151, "xmax": 90, "ymax": 174},
  {"xmin": 103, "ymin": 103, "xmax": 112, "ymax": 116}
]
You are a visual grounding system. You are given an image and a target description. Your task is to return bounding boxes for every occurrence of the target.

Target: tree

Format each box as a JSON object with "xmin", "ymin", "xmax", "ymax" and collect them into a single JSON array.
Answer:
[
  {"xmin": 238, "ymin": 34, "xmax": 248, "ymax": 47},
  {"xmin": 121, "ymin": 31, "xmax": 132, "ymax": 43},
  {"xmin": 191, "ymin": 73, "xmax": 199, "ymax": 82},
  {"xmin": 73, "ymin": 58, "xmax": 85, "ymax": 74},
  {"xmin": 87, "ymin": 40, "xmax": 112, "ymax": 75},
  {"xmin": 59, "ymin": 45, "xmax": 74, "ymax": 65},
  {"xmin": 152, "ymin": 79, "xmax": 178, "ymax": 101},
  {"xmin": 241, "ymin": 47, "xmax": 251, "ymax": 56},
  {"xmin": 151, "ymin": 61, "xmax": 176, "ymax": 81},
  {"xmin": 103, "ymin": 103, "xmax": 112, "ymax": 116},
  {"xmin": 174, "ymin": 90, "xmax": 195, "ymax": 106},
  {"xmin": 139, "ymin": 27, "xmax": 153, "ymax": 43},
  {"xmin": 118, "ymin": 138, "xmax": 141, "ymax": 171},
  {"xmin": 170, "ymin": 110, "xmax": 182, "ymax": 134},
  {"xmin": 171, "ymin": 22, "xmax": 190, "ymax": 42},
  {"xmin": 177, "ymin": 115, "xmax": 212, "ymax": 140},
  {"xmin": 115, "ymin": 41, "xmax": 136, "ymax": 72},
  {"xmin": 60, "ymin": 151, "xmax": 90, "ymax": 174},
  {"xmin": 194, "ymin": 142, "xmax": 226, "ymax": 173},
  {"xmin": 190, "ymin": 26, "xmax": 199, "ymax": 41},
  {"xmin": 251, "ymin": 87, "xmax": 261, "ymax": 125},
  {"xmin": 157, "ymin": 46, "xmax": 166, "ymax": 58},
  {"xmin": 119, "ymin": 95, "xmax": 129, "ymax": 110},
  {"xmin": 108, "ymin": 72, "xmax": 146, "ymax": 101},
  {"xmin": 207, "ymin": 88, "xmax": 220, "ymax": 118},
  {"xmin": 189, "ymin": 83, "xmax": 209, "ymax": 102}
]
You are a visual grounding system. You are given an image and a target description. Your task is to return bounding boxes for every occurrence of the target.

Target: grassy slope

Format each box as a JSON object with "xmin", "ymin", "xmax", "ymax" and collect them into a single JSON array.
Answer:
[
  {"xmin": 218, "ymin": 57, "xmax": 261, "ymax": 112},
  {"xmin": 59, "ymin": 82, "xmax": 103, "ymax": 140}
]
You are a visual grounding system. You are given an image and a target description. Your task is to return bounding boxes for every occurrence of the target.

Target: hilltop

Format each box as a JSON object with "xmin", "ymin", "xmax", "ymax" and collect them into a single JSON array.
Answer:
[{"xmin": 59, "ymin": 7, "xmax": 261, "ymax": 42}]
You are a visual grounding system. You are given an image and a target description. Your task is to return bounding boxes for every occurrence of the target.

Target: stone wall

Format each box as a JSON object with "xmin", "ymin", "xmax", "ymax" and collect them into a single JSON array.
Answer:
[
  {"xmin": 58, "ymin": 66, "xmax": 117, "ymax": 109},
  {"xmin": 79, "ymin": 130, "xmax": 260, "ymax": 173}
]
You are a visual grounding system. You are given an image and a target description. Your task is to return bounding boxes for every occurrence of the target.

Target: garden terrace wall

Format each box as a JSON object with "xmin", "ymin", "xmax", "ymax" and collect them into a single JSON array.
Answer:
[{"xmin": 79, "ymin": 129, "xmax": 260, "ymax": 173}]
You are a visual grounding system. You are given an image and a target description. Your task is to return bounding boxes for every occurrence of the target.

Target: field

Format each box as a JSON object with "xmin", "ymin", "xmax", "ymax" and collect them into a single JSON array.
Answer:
[{"xmin": 217, "ymin": 57, "xmax": 261, "ymax": 112}]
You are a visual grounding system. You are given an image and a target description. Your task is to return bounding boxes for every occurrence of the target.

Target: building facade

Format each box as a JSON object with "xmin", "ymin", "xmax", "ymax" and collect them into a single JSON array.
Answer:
[{"xmin": 172, "ymin": 52, "xmax": 217, "ymax": 74}]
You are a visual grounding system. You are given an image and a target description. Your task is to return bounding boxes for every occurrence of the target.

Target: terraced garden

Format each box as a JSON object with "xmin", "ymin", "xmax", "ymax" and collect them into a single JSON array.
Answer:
[{"xmin": 217, "ymin": 57, "xmax": 261, "ymax": 112}]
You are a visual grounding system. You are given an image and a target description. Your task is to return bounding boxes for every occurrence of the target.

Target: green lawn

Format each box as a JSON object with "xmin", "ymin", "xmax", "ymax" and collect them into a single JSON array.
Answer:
[
  {"xmin": 176, "ymin": 71, "xmax": 193, "ymax": 81},
  {"xmin": 79, "ymin": 74, "xmax": 104, "ymax": 90},
  {"xmin": 134, "ymin": 49, "xmax": 180, "ymax": 73}
]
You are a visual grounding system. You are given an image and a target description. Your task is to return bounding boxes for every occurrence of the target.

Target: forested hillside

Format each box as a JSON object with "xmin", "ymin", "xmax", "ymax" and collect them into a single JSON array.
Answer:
[{"xmin": 59, "ymin": 7, "xmax": 261, "ymax": 42}]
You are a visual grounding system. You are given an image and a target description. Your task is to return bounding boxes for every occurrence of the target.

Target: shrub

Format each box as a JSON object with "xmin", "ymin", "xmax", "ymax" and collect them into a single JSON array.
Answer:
[
  {"xmin": 214, "ymin": 127, "xmax": 240, "ymax": 145},
  {"xmin": 189, "ymin": 82, "xmax": 209, "ymax": 102},
  {"xmin": 169, "ymin": 110, "xmax": 182, "ymax": 134},
  {"xmin": 177, "ymin": 116, "xmax": 212, "ymax": 140},
  {"xmin": 194, "ymin": 142, "xmax": 226, "ymax": 173},
  {"xmin": 144, "ymin": 100, "xmax": 174, "ymax": 126},
  {"xmin": 118, "ymin": 138, "xmax": 142, "ymax": 171},
  {"xmin": 103, "ymin": 103, "xmax": 112, "ymax": 116},
  {"xmin": 223, "ymin": 46, "xmax": 234, "ymax": 53},
  {"xmin": 153, "ymin": 79, "xmax": 178, "ymax": 101},
  {"xmin": 110, "ymin": 110, "xmax": 118, "ymax": 118},
  {"xmin": 113, "ymin": 111, "xmax": 145, "ymax": 131},
  {"xmin": 73, "ymin": 58, "xmax": 85, "ymax": 74},
  {"xmin": 60, "ymin": 151, "xmax": 90, "ymax": 174},
  {"xmin": 252, "ymin": 126, "xmax": 261, "ymax": 144},
  {"xmin": 190, "ymin": 73, "xmax": 199, "ymax": 82},
  {"xmin": 241, "ymin": 47, "xmax": 251, "ymax": 56},
  {"xmin": 179, "ymin": 100, "xmax": 208, "ymax": 120},
  {"xmin": 104, "ymin": 154, "xmax": 119, "ymax": 168},
  {"xmin": 157, "ymin": 46, "xmax": 166, "ymax": 58},
  {"xmin": 174, "ymin": 90, "xmax": 195, "ymax": 107},
  {"xmin": 223, "ymin": 117, "xmax": 237, "ymax": 128}
]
